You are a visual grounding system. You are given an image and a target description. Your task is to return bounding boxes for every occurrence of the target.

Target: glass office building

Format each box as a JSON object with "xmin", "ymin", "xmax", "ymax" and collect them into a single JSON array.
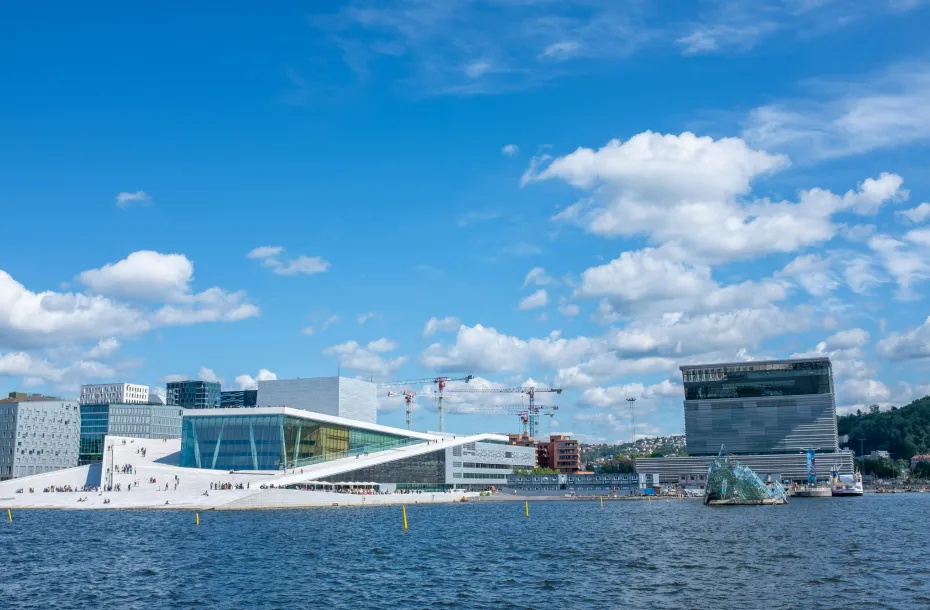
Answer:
[
  {"xmin": 180, "ymin": 409, "xmax": 419, "ymax": 471},
  {"xmin": 220, "ymin": 390, "xmax": 257, "ymax": 408},
  {"xmin": 167, "ymin": 381, "xmax": 221, "ymax": 409},
  {"xmin": 79, "ymin": 403, "xmax": 183, "ymax": 465},
  {"xmin": 681, "ymin": 358, "xmax": 838, "ymax": 456}
]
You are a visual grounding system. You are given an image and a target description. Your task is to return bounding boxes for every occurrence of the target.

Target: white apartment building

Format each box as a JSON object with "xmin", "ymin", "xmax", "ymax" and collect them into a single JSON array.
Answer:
[{"xmin": 80, "ymin": 383, "xmax": 149, "ymax": 405}]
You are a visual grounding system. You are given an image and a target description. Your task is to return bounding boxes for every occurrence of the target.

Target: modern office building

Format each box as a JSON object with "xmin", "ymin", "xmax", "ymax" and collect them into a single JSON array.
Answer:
[
  {"xmin": 637, "ymin": 357, "xmax": 854, "ymax": 485},
  {"xmin": 0, "ymin": 393, "xmax": 80, "ymax": 480},
  {"xmin": 257, "ymin": 377, "xmax": 377, "ymax": 424},
  {"xmin": 80, "ymin": 383, "xmax": 150, "ymax": 405},
  {"xmin": 502, "ymin": 472, "xmax": 658, "ymax": 496},
  {"xmin": 79, "ymin": 403, "xmax": 183, "ymax": 465},
  {"xmin": 180, "ymin": 407, "xmax": 535, "ymax": 490},
  {"xmin": 167, "ymin": 380, "xmax": 221, "ymax": 410},
  {"xmin": 681, "ymin": 358, "xmax": 838, "ymax": 455},
  {"xmin": 221, "ymin": 390, "xmax": 258, "ymax": 408}
]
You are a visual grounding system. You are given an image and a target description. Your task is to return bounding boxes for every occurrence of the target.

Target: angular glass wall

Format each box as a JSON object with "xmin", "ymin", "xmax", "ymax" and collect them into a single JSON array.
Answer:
[
  {"xmin": 181, "ymin": 414, "xmax": 421, "ymax": 470},
  {"xmin": 321, "ymin": 450, "xmax": 447, "ymax": 489},
  {"xmin": 79, "ymin": 404, "xmax": 109, "ymax": 465}
]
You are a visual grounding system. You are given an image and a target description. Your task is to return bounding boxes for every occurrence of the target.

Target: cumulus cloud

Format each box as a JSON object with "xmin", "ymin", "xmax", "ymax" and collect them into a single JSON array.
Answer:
[
  {"xmin": 578, "ymin": 379, "xmax": 683, "ymax": 408},
  {"xmin": 776, "ymin": 253, "xmax": 839, "ymax": 296},
  {"xmin": 115, "ymin": 191, "xmax": 151, "ymax": 208},
  {"xmin": 518, "ymin": 289, "xmax": 549, "ymax": 310},
  {"xmin": 324, "ymin": 340, "xmax": 407, "ymax": 379},
  {"xmin": 877, "ymin": 317, "xmax": 930, "ymax": 360},
  {"xmin": 78, "ymin": 251, "xmax": 194, "ymax": 301},
  {"xmin": 85, "ymin": 338, "xmax": 120, "ymax": 359},
  {"xmin": 557, "ymin": 303, "xmax": 580, "ymax": 318},
  {"xmin": 0, "ymin": 351, "xmax": 116, "ymax": 387},
  {"xmin": 247, "ymin": 246, "xmax": 330, "ymax": 276},
  {"xmin": 235, "ymin": 368, "xmax": 277, "ymax": 390},
  {"xmin": 523, "ymin": 267, "xmax": 555, "ymax": 287},
  {"xmin": 524, "ymin": 132, "xmax": 907, "ymax": 264},
  {"xmin": 198, "ymin": 366, "xmax": 221, "ymax": 383},
  {"xmin": 501, "ymin": 144, "xmax": 520, "ymax": 157},
  {"xmin": 897, "ymin": 202, "xmax": 930, "ymax": 224},
  {"xmin": 424, "ymin": 316, "xmax": 460, "ymax": 336}
]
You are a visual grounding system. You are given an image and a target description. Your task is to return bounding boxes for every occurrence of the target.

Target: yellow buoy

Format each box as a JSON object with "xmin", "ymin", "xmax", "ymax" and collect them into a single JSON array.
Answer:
[
  {"xmin": 7, "ymin": 509, "xmax": 11, "ymax": 522},
  {"xmin": 525, "ymin": 500, "xmax": 529, "ymax": 517},
  {"xmin": 600, "ymin": 496, "xmax": 603, "ymax": 508},
  {"xmin": 196, "ymin": 512, "xmax": 200, "ymax": 526},
  {"xmin": 402, "ymin": 505, "xmax": 408, "ymax": 530}
]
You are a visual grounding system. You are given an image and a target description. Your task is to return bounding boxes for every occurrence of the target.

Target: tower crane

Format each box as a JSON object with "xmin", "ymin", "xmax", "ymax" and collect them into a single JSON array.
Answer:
[
  {"xmin": 386, "ymin": 391, "xmax": 418, "ymax": 431},
  {"xmin": 379, "ymin": 375, "xmax": 474, "ymax": 432},
  {"xmin": 447, "ymin": 403, "xmax": 559, "ymax": 436},
  {"xmin": 443, "ymin": 386, "xmax": 562, "ymax": 438}
]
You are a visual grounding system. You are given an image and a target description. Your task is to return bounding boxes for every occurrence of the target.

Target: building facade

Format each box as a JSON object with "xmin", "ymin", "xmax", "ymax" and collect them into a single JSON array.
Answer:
[
  {"xmin": 79, "ymin": 403, "xmax": 183, "ymax": 465},
  {"xmin": 79, "ymin": 383, "xmax": 150, "ymax": 405},
  {"xmin": 681, "ymin": 358, "xmax": 838, "ymax": 455},
  {"xmin": 538, "ymin": 434, "xmax": 581, "ymax": 473},
  {"xmin": 167, "ymin": 380, "xmax": 221, "ymax": 410},
  {"xmin": 636, "ymin": 452, "xmax": 856, "ymax": 485},
  {"xmin": 257, "ymin": 377, "xmax": 377, "ymax": 424},
  {"xmin": 0, "ymin": 394, "xmax": 80, "ymax": 480},
  {"xmin": 221, "ymin": 390, "xmax": 258, "ymax": 408}
]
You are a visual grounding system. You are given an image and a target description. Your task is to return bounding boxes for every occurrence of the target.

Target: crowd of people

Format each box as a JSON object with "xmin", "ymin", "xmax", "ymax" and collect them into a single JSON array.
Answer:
[
  {"xmin": 114, "ymin": 464, "xmax": 134, "ymax": 475},
  {"xmin": 211, "ymin": 481, "xmax": 249, "ymax": 490}
]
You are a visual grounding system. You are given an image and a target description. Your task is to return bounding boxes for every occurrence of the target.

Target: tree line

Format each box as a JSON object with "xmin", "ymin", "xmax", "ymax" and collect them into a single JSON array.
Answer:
[{"xmin": 837, "ymin": 395, "xmax": 930, "ymax": 460}]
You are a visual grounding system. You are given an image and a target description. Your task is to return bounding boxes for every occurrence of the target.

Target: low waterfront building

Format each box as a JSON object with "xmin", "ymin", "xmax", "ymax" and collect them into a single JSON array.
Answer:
[
  {"xmin": 0, "ymin": 393, "xmax": 80, "ymax": 480},
  {"xmin": 501, "ymin": 472, "xmax": 658, "ymax": 496},
  {"xmin": 180, "ymin": 407, "xmax": 535, "ymax": 490},
  {"xmin": 257, "ymin": 377, "xmax": 377, "ymax": 424},
  {"xmin": 221, "ymin": 390, "xmax": 258, "ymax": 408},
  {"xmin": 80, "ymin": 383, "xmax": 150, "ymax": 405},
  {"xmin": 637, "ymin": 452, "xmax": 856, "ymax": 486},
  {"xmin": 167, "ymin": 380, "xmax": 221, "ymax": 410},
  {"xmin": 79, "ymin": 403, "xmax": 183, "ymax": 465}
]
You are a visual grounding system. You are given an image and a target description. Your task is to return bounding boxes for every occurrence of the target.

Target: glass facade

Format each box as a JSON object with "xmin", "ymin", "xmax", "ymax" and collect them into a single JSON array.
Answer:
[
  {"xmin": 681, "ymin": 358, "xmax": 839, "ymax": 456},
  {"xmin": 180, "ymin": 414, "xmax": 419, "ymax": 471},
  {"xmin": 167, "ymin": 381, "xmax": 221, "ymax": 409},
  {"xmin": 682, "ymin": 359, "xmax": 832, "ymax": 400},
  {"xmin": 322, "ymin": 451, "xmax": 447, "ymax": 488},
  {"xmin": 220, "ymin": 390, "xmax": 258, "ymax": 408},
  {"xmin": 79, "ymin": 404, "xmax": 110, "ymax": 465}
]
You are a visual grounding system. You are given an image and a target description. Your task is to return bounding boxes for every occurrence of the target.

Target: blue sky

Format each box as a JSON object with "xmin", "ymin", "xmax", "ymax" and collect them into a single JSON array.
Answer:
[{"xmin": 4, "ymin": 0, "xmax": 930, "ymax": 442}]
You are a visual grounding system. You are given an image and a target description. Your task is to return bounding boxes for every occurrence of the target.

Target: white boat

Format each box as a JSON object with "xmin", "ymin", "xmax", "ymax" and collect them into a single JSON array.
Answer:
[{"xmin": 832, "ymin": 472, "xmax": 864, "ymax": 497}]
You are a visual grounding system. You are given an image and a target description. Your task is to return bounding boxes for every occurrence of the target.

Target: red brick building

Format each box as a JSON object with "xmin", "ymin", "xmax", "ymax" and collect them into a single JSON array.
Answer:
[{"xmin": 508, "ymin": 433, "xmax": 581, "ymax": 473}]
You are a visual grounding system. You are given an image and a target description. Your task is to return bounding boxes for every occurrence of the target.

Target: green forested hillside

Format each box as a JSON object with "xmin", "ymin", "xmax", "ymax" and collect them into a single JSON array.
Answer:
[{"xmin": 837, "ymin": 396, "xmax": 930, "ymax": 459}]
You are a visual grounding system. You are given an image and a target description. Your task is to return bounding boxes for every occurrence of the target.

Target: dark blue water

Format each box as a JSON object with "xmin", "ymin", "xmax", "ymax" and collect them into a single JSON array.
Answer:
[{"xmin": 1, "ymin": 495, "xmax": 928, "ymax": 609}]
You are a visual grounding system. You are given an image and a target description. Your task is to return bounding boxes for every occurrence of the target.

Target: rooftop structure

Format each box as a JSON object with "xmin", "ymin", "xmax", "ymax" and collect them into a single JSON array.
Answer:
[
  {"xmin": 257, "ymin": 377, "xmax": 377, "ymax": 424},
  {"xmin": 167, "ymin": 380, "xmax": 221, "ymax": 410},
  {"xmin": 0, "ymin": 396, "xmax": 80, "ymax": 480},
  {"xmin": 80, "ymin": 383, "xmax": 149, "ymax": 405}
]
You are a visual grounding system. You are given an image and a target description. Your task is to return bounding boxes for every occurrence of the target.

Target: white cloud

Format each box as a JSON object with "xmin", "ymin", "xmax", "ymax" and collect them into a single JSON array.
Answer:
[
  {"xmin": 897, "ymin": 202, "xmax": 930, "ymax": 224},
  {"xmin": 518, "ymin": 289, "xmax": 549, "ymax": 310},
  {"xmin": 300, "ymin": 326, "xmax": 316, "ymax": 336},
  {"xmin": 743, "ymin": 62, "xmax": 930, "ymax": 160},
  {"xmin": 163, "ymin": 374, "xmax": 188, "ymax": 383},
  {"xmin": 541, "ymin": 41, "xmax": 580, "ymax": 59},
  {"xmin": 501, "ymin": 144, "xmax": 520, "ymax": 157},
  {"xmin": 85, "ymin": 338, "xmax": 120, "ymax": 359},
  {"xmin": 247, "ymin": 246, "xmax": 331, "ymax": 276},
  {"xmin": 423, "ymin": 316, "xmax": 460, "ymax": 336},
  {"xmin": 523, "ymin": 267, "xmax": 555, "ymax": 287},
  {"xmin": 357, "ymin": 312, "xmax": 376, "ymax": 325},
  {"xmin": 868, "ymin": 234, "xmax": 930, "ymax": 298},
  {"xmin": 826, "ymin": 328, "xmax": 870, "ymax": 350},
  {"xmin": 776, "ymin": 253, "xmax": 839, "ymax": 296},
  {"xmin": 151, "ymin": 288, "xmax": 260, "ymax": 326},
  {"xmin": 557, "ymin": 303, "xmax": 581, "ymax": 318},
  {"xmin": 877, "ymin": 316, "xmax": 930, "ymax": 360},
  {"xmin": 528, "ymin": 132, "xmax": 906, "ymax": 264},
  {"xmin": 324, "ymin": 340, "xmax": 407, "ymax": 379},
  {"xmin": 235, "ymin": 368, "xmax": 277, "ymax": 390},
  {"xmin": 198, "ymin": 366, "xmax": 221, "ymax": 383},
  {"xmin": 78, "ymin": 251, "xmax": 194, "ymax": 301},
  {"xmin": 578, "ymin": 379, "xmax": 683, "ymax": 408},
  {"xmin": 677, "ymin": 23, "xmax": 778, "ymax": 55},
  {"xmin": 321, "ymin": 315, "xmax": 340, "ymax": 331},
  {"xmin": 0, "ymin": 270, "xmax": 150, "ymax": 349},
  {"xmin": 367, "ymin": 338, "xmax": 398, "ymax": 353},
  {"xmin": 247, "ymin": 246, "xmax": 284, "ymax": 260},
  {"xmin": 0, "ymin": 351, "xmax": 115, "ymax": 387},
  {"xmin": 115, "ymin": 191, "xmax": 151, "ymax": 208}
]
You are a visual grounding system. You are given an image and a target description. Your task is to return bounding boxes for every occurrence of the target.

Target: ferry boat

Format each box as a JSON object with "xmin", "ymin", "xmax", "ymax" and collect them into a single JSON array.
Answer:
[{"xmin": 832, "ymin": 472, "xmax": 864, "ymax": 497}]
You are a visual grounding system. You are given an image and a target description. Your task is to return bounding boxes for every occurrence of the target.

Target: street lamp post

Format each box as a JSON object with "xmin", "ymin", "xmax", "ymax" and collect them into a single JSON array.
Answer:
[{"xmin": 626, "ymin": 397, "xmax": 636, "ymax": 447}]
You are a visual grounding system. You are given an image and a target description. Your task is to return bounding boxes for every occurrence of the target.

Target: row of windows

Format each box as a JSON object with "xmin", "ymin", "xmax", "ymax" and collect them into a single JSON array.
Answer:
[{"xmin": 455, "ymin": 472, "xmax": 506, "ymax": 480}]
